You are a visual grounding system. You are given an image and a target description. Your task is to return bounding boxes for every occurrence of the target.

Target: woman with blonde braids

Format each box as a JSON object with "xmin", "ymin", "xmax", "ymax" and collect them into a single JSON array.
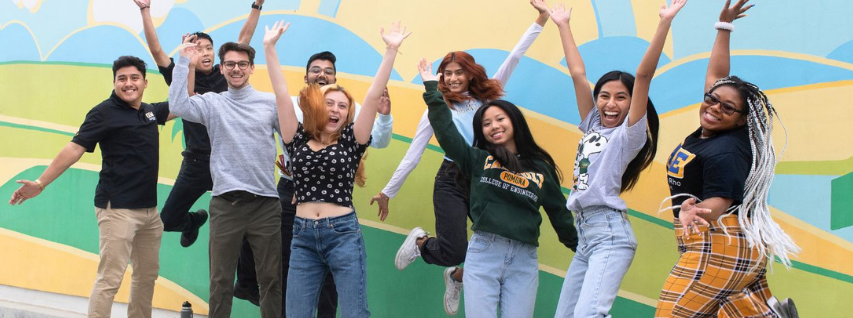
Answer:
[{"xmin": 656, "ymin": 1, "xmax": 799, "ymax": 317}]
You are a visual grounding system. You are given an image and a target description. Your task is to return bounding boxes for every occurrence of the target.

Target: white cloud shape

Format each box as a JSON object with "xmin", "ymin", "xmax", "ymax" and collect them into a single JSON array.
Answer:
[{"xmin": 90, "ymin": 0, "xmax": 175, "ymax": 33}]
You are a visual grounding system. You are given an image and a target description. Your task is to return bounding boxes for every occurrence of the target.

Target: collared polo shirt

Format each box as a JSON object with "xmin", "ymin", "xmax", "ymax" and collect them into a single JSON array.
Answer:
[
  {"xmin": 159, "ymin": 58, "xmax": 227, "ymax": 157},
  {"xmin": 71, "ymin": 91, "xmax": 169, "ymax": 209}
]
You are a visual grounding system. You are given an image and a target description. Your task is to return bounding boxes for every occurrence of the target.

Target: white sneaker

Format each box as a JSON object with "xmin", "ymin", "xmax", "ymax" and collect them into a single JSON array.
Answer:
[
  {"xmin": 443, "ymin": 267, "xmax": 462, "ymax": 316},
  {"xmin": 395, "ymin": 227, "xmax": 426, "ymax": 270},
  {"xmin": 768, "ymin": 296, "xmax": 799, "ymax": 318}
]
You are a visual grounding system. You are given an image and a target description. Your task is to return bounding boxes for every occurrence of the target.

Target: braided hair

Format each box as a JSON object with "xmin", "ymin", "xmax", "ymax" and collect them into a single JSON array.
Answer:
[{"xmin": 709, "ymin": 76, "xmax": 800, "ymax": 268}]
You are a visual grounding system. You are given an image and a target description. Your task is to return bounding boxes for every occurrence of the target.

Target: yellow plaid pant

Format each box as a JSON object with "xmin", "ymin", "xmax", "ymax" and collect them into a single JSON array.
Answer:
[{"xmin": 655, "ymin": 214, "xmax": 776, "ymax": 318}]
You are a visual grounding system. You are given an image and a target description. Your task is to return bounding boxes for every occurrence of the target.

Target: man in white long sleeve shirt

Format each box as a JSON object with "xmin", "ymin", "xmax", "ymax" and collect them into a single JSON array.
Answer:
[{"xmin": 233, "ymin": 51, "xmax": 394, "ymax": 317}]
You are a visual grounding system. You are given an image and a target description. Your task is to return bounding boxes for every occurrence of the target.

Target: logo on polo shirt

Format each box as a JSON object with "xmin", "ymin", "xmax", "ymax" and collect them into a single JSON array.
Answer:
[{"xmin": 145, "ymin": 111, "xmax": 155, "ymax": 121}]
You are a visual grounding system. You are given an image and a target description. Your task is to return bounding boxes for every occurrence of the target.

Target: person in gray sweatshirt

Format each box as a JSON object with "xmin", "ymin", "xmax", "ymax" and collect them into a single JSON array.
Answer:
[{"xmin": 168, "ymin": 37, "xmax": 282, "ymax": 318}]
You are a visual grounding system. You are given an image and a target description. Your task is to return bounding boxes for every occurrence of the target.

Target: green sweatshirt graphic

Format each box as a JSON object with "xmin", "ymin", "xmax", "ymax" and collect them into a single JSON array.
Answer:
[{"xmin": 422, "ymin": 81, "xmax": 577, "ymax": 250}]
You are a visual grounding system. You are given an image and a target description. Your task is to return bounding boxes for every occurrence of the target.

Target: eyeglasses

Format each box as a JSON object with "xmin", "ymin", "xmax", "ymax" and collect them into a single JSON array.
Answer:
[
  {"xmin": 222, "ymin": 61, "xmax": 251, "ymax": 70},
  {"xmin": 309, "ymin": 67, "xmax": 335, "ymax": 76},
  {"xmin": 703, "ymin": 93, "xmax": 746, "ymax": 116}
]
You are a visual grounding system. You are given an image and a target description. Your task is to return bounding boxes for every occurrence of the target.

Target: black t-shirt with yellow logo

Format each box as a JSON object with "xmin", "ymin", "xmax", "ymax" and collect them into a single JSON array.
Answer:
[{"xmin": 665, "ymin": 127, "xmax": 751, "ymax": 218}]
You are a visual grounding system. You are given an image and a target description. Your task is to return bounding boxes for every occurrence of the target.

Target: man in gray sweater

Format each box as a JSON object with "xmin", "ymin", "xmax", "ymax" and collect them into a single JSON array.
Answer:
[{"xmin": 168, "ymin": 38, "xmax": 281, "ymax": 318}]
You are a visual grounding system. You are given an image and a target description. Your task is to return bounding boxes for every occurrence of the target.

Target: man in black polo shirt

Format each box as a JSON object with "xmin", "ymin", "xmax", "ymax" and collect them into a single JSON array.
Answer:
[
  {"xmin": 9, "ymin": 56, "xmax": 170, "ymax": 318},
  {"xmin": 135, "ymin": 0, "xmax": 264, "ymax": 247}
]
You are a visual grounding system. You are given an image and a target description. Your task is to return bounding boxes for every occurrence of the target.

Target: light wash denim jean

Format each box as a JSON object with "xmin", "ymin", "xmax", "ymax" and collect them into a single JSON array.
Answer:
[
  {"xmin": 286, "ymin": 212, "xmax": 369, "ymax": 318},
  {"xmin": 463, "ymin": 231, "xmax": 539, "ymax": 318},
  {"xmin": 555, "ymin": 206, "xmax": 637, "ymax": 318}
]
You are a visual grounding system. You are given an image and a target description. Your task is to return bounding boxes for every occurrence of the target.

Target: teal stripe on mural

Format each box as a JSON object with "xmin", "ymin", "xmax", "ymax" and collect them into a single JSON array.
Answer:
[
  {"xmin": 0, "ymin": 121, "xmax": 74, "ymax": 137},
  {"xmin": 391, "ymin": 133, "xmax": 443, "ymax": 154}
]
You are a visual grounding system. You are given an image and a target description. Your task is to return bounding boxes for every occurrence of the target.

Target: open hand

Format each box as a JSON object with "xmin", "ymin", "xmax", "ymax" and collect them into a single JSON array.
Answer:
[
  {"xmin": 417, "ymin": 58, "xmax": 439, "ymax": 82},
  {"xmin": 381, "ymin": 21, "xmax": 412, "ymax": 50},
  {"xmin": 378, "ymin": 87, "xmax": 391, "ymax": 115},
  {"xmin": 678, "ymin": 197, "xmax": 711, "ymax": 236},
  {"xmin": 132, "ymin": 0, "xmax": 150, "ymax": 9},
  {"xmin": 370, "ymin": 192, "xmax": 390, "ymax": 221},
  {"xmin": 264, "ymin": 20, "xmax": 290, "ymax": 47},
  {"xmin": 530, "ymin": 0, "xmax": 549, "ymax": 15},
  {"xmin": 719, "ymin": 0, "xmax": 753, "ymax": 23},
  {"xmin": 8, "ymin": 180, "xmax": 42, "ymax": 205},
  {"xmin": 178, "ymin": 33, "xmax": 198, "ymax": 59},
  {"xmin": 549, "ymin": 3, "xmax": 573, "ymax": 27},
  {"xmin": 660, "ymin": 0, "xmax": 687, "ymax": 21}
]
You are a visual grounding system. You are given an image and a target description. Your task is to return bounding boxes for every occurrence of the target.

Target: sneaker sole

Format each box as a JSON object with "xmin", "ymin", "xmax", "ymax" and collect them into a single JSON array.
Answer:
[
  {"xmin": 443, "ymin": 267, "xmax": 460, "ymax": 316},
  {"xmin": 395, "ymin": 227, "xmax": 424, "ymax": 271}
]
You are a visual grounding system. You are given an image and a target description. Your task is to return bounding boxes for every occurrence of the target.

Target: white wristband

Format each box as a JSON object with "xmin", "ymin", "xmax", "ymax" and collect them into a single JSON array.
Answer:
[{"xmin": 714, "ymin": 21, "xmax": 735, "ymax": 32}]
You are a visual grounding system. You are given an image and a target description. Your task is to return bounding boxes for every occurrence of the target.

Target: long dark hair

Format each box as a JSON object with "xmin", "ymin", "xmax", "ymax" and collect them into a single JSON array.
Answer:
[
  {"xmin": 593, "ymin": 70, "xmax": 659, "ymax": 193},
  {"xmin": 472, "ymin": 100, "xmax": 561, "ymax": 180}
]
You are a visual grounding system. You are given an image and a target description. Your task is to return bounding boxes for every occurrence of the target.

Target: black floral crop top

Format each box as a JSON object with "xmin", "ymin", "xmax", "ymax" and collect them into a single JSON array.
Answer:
[{"xmin": 284, "ymin": 123, "xmax": 370, "ymax": 208}]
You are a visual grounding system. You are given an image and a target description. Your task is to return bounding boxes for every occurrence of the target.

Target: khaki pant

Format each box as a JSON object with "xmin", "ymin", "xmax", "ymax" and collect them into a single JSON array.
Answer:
[{"xmin": 88, "ymin": 203, "xmax": 163, "ymax": 318}]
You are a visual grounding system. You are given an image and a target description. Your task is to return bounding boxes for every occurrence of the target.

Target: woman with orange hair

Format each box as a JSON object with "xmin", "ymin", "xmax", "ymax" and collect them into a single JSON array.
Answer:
[
  {"xmin": 370, "ymin": 1, "xmax": 552, "ymax": 315},
  {"xmin": 263, "ymin": 19, "xmax": 410, "ymax": 317}
]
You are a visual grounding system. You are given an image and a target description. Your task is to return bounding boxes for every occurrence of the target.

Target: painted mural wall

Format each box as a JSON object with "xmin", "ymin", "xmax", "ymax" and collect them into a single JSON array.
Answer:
[{"xmin": 1, "ymin": 0, "xmax": 852, "ymax": 316}]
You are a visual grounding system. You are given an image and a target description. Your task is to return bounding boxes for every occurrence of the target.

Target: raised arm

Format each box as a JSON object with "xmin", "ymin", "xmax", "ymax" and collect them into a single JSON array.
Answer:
[
  {"xmin": 262, "ymin": 21, "xmax": 298, "ymax": 143},
  {"xmin": 541, "ymin": 167, "xmax": 578, "ymax": 251},
  {"xmin": 371, "ymin": 110, "xmax": 434, "ymax": 221},
  {"xmin": 9, "ymin": 142, "xmax": 85, "ymax": 205},
  {"xmin": 134, "ymin": 0, "xmax": 170, "ymax": 68},
  {"xmin": 168, "ymin": 36, "xmax": 210, "ymax": 124},
  {"xmin": 354, "ymin": 22, "xmax": 411, "ymax": 145},
  {"xmin": 491, "ymin": 0, "xmax": 550, "ymax": 87},
  {"xmin": 369, "ymin": 88, "xmax": 394, "ymax": 149},
  {"xmin": 705, "ymin": 0, "xmax": 753, "ymax": 91},
  {"xmin": 627, "ymin": 0, "xmax": 686, "ymax": 126},
  {"xmin": 420, "ymin": 59, "xmax": 478, "ymax": 173},
  {"xmin": 238, "ymin": 0, "xmax": 264, "ymax": 45},
  {"xmin": 550, "ymin": 4, "xmax": 595, "ymax": 121}
]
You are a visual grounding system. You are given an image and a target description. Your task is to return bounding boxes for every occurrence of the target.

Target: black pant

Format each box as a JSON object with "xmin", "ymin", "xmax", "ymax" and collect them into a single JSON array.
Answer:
[
  {"xmin": 236, "ymin": 178, "xmax": 338, "ymax": 318},
  {"xmin": 160, "ymin": 154, "xmax": 213, "ymax": 232},
  {"xmin": 421, "ymin": 159, "xmax": 470, "ymax": 266}
]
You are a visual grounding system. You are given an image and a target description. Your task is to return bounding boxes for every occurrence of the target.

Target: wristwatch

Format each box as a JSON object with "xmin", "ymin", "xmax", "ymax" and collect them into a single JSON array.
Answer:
[{"xmin": 251, "ymin": 2, "xmax": 262, "ymax": 10}]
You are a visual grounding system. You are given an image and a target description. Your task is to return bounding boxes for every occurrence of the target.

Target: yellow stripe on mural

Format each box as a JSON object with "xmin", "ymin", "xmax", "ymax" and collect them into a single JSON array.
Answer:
[{"xmin": 0, "ymin": 228, "xmax": 209, "ymax": 314}]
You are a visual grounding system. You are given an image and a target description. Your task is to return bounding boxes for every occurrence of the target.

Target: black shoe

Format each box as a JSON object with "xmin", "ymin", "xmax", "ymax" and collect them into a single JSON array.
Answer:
[
  {"xmin": 233, "ymin": 283, "xmax": 260, "ymax": 307},
  {"xmin": 180, "ymin": 209, "xmax": 208, "ymax": 248}
]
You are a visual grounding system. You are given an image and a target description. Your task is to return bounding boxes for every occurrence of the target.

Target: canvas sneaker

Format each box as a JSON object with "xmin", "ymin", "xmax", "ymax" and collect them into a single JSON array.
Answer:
[
  {"xmin": 443, "ymin": 267, "xmax": 462, "ymax": 316},
  {"xmin": 395, "ymin": 227, "xmax": 427, "ymax": 270},
  {"xmin": 768, "ymin": 296, "xmax": 799, "ymax": 318}
]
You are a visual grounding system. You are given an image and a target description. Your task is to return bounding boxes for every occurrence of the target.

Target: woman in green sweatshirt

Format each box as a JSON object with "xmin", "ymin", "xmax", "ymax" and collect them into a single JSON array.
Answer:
[{"xmin": 417, "ymin": 59, "xmax": 578, "ymax": 318}]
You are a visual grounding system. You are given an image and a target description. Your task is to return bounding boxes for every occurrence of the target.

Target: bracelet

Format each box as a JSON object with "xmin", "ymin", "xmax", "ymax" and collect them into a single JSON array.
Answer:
[
  {"xmin": 386, "ymin": 46, "xmax": 402, "ymax": 55},
  {"xmin": 34, "ymin": 179, "xmax": 45, "ymax": 190},
  {"xmin": 140, "ymin": 4, "xmax": 150, "ymax": 10},
  {"xmin": 714, "ymin": 21, "xmax": 735, "ymax": 32},
  {"xmin": 251, "ymin": 3, "xmax": 262, "ymax": 10}
]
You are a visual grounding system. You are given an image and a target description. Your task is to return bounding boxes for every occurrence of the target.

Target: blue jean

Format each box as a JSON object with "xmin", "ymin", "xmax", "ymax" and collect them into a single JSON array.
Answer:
[
  {"xmin": 237, "ymin": 178, "xmax": 338, "ymax": 317},
  {"xmin": 463, "ymin": 231, "xmax": 539, "ymax": 318},
  {"xmin": 287, "ymin": 212, "xmax": 369, "ymax": 318},
  {"xmin": 555, "ymin": 206, "xmax": 637, "ymax": 318}
]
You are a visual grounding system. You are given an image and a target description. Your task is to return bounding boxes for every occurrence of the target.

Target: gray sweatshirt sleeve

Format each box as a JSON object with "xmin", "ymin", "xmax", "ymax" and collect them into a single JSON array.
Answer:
[{"xmin": 168, "ymin": 55, "xmax": 210, "ymax": 125}]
